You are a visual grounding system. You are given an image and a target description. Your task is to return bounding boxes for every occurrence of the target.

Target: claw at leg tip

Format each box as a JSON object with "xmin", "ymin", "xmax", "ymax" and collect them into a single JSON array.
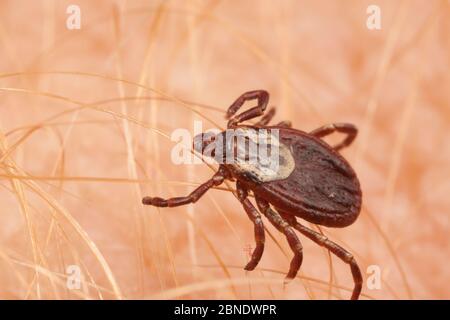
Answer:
[
  {"xmin": 283, "ymin": 276, "xmax": 293, "ymax": 286},
  {"xmin": 244, "ymin": 263, "xmax": 254, "ymax": 271}
]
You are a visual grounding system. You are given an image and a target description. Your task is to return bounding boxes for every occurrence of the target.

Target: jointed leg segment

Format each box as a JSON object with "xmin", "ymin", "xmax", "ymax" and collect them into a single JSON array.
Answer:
[
  {"xmin": 310, "ymin": 123, "xmax": 357, "ymax": 151},
  {"xmin": 226, "ymin": 90, "xmax": 269, "ymax": 127},
  {"xmin": 142, "ymin": 166, "xmax": 227, "ymax": 207},
  {"xmin": 255, "ymin": 197, "xmax": 303, "ymax": 281},
  {"xmin": 226, "ymin": 91, "xmax": 293, "ymax": 129},
  {"xmin": 254, "ymin": 108, "xmax": 292, "ymax": 128},
  {"xmin": 255, "ymin": 107, "xmax": 275, "ymax": 126},
  {"xmin": 276, "ymin": 120, "xmax": 292, "ymax": 128},
  {"xmin": 282, "ymin": 214, "xmax": 362, "ymax": 300},
  {"xmin": 236, "ymin": 182, "xmax": 265, "ymax": 271}
]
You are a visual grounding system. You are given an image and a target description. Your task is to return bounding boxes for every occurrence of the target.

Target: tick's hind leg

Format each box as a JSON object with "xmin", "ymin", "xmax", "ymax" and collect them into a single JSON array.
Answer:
[
  {"xmin": 236, "ymin": 181, "xmax": 265, "ymax": 271},
  {"xmin": 282, "ymin": 215, "xmax": 362, "ymax": 300},
  {"xmin": 255, "ymin": 197, "xmax": 303, "ymax": 282},
  {"xmin": 310, "ymin": 123, "xmax": 357, "ymax": 151},
  {"xmin": 226, "ymin": 90, "xmax": 269, "ymax": 127},
  {"xmin": 142, "ymin": 166, "xmax": 227, "ymax": 207}
]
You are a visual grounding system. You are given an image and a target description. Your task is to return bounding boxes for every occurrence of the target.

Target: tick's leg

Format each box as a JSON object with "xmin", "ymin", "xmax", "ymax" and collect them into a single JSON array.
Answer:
[
  {"xmin": 309, "ymin": 123, "xmax": 357, "ymax": 151},
  {"xmin": 255, "ymin": 107, "xmax": 275, "ymax": 126},
  {"xmin": 255, "ymin": 197, "xmax": 303, "ymax": 281},
  {"xmin": 236, "ymin": 181, "xmax": 265, "ymax": 271},
  {"xmin": 276, "ymin": 120, "xmax": 292, "ymax": 128},
  {"xmin": 142, "ymin": 167, "xmax": 226, "ymax": 207},
  {"xmin": 253, "ymin": 107, "xmax": 292, "ymax": 128},
  {"xmin": 226, "ymin": 90, "xmax": 269, "ymax": 127},
  {"xmin": 226, "ymin": 90, "xmax": 269, "ymax": 119},
  {"xmin": 283, "ymin": 215, "xmax": 362, "ymax": 300}
]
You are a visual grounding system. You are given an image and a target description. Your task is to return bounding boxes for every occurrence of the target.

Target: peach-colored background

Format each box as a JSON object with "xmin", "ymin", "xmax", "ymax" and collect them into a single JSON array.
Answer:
[{"xmin": 0, "ymin": 0, "xmax": 448, "ymax": 299}]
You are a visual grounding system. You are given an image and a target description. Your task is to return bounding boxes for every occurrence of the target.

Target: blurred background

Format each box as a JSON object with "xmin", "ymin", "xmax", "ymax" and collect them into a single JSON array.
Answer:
[{"xmin": 0, "ymin": 0, "xmax": 448, "ymax": 299}]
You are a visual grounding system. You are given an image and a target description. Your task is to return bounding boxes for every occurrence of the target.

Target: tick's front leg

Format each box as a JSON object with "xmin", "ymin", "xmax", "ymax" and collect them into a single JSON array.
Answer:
[
  {"xmin": 255, "ymin": 107, "xmax": 275, "ymax": 126},
  {"xmin": 254, "ymin": 107, "xmax": 292, "ymax": 128},
  {"xmin": 276, "ymin": 120, "xmax": 292, "ymax": 128},
  {"xmin": 142, "ymin": 168, "xmax": 226, "ymax": 207},
  {"xmin": 236, "ymin": 181, "xmax": 265, "ymax": 271},
  {"xmin": 226, "ymin": 90, "xmax": 269, "ymax": 127},
  {"xmin": 310, "ymin": 123, "xmax": 357, "ymax": 151},
  {"xmin": 226, "ymin": 90, "xmax": 269, "ymax": 119}
]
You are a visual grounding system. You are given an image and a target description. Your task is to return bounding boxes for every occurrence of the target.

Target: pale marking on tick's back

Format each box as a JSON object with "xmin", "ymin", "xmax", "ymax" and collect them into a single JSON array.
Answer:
[{"xmin": 230, "ymin": 128, "xmax": 295, "ymax": 182}]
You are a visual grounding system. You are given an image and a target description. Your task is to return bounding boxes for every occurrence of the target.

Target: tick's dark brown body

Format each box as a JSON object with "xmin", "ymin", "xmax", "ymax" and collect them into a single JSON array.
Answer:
[
  {"xmin": 233, "ymin": 127, "xmax": 362, "ymax": 228},
  {"xmin": 143, "ymin": 90, "xmax": 363, "ymax": 300}
]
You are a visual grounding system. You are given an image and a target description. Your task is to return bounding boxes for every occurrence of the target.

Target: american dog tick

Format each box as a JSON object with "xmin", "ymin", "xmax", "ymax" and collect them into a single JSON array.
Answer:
[{"xmin": 143, "ymin": 90, "xmax": 363, "ymax": 300}]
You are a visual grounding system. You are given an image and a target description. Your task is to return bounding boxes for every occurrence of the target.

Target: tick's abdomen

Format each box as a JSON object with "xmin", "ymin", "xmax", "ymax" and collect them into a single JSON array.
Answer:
[{"xmin": 252, "ymin": 129, "xmax": 362, "ymax": 228}]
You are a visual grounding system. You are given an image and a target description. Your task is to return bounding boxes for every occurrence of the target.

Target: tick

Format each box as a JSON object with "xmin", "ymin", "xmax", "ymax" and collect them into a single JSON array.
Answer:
[{"xmin": 143, "ymin": 90, "xmax": 363, "ymax": 300}]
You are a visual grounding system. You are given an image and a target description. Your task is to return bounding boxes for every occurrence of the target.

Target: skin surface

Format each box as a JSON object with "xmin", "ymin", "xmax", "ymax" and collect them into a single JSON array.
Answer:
[{"xmin": 0, "ymin": 0, "xmax": 448, "ymax": 301}]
